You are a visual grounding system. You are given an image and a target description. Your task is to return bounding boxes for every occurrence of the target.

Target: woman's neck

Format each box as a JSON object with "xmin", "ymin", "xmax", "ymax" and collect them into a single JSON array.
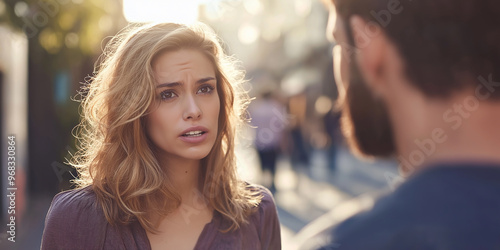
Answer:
[{"xmin": 162, "ymin": 156, "xmax": 203, "ymax": 202}]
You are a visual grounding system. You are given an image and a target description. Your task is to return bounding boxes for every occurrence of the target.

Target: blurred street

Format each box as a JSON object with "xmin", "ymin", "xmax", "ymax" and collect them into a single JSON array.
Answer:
[
  {"xmin": 3, "ymin": 0, "xmax": 497, "ymax": 249},
  {"xmin": 237, "ymin": 144, "xmax": 398, "ymax": 249}
]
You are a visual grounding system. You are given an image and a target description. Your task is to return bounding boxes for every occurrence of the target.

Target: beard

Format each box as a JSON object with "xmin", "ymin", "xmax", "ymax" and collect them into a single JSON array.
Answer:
[{"xmin": 339, "ymin": 59, "xmax": 396, "ymax": 158}]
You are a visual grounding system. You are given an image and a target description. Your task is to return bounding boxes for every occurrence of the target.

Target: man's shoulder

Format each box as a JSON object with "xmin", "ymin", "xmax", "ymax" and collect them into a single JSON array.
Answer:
[{"xmin": 319, "ymin": 165, "xmax": 500, "ymax": 250}]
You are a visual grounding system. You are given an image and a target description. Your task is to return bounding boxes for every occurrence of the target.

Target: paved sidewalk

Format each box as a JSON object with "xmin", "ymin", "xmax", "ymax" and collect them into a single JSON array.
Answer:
[{"xmin": 237, "ymin": 146, "xmax": 399, "ymax": 249}]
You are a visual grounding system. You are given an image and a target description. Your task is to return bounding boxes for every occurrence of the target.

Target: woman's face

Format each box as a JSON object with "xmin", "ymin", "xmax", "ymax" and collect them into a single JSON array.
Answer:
[{"xmin": 147, "ymin": 49, "xmax": 220, "ymax": 164}]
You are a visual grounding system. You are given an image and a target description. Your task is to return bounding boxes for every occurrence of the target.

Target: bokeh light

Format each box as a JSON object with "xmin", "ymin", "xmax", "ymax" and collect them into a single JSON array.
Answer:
[
  {"xmin": 14, "ymin": 1, "xmax": 28, "ymax": 17},
  {"xmin": 123, "ymin": 0, "xmax": 199, "ymax": 23},
  {"xmin": 315, "ymin": 96, "xmax": 333, "ymax": 115},
  {"xmin": 0, "ymin": 1, "xmax": 6, "ymax": 16},
  {"xmin": 238, "ymin": 23, "xmax": 260, "ymax": 44},
  {"xmin": 244, "ymin": 0, "xmax": 263, "ymax": 15}
]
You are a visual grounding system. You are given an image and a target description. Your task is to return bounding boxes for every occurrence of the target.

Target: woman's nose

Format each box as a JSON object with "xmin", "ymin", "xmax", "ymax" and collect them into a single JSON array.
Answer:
[{"xmin": 182, "ymin": 94, "xmax": 202, "ymax": 120}]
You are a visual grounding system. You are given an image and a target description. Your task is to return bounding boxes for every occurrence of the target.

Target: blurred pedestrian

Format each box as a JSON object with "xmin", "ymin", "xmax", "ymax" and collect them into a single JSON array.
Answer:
[
  {"xmin": 322, "ymin": 107, "xmax": 342, "ymax": 173},
  {"xmin": 287, "ymin": 93, "xmax": 311, "ymax": 171},
  {"xmin": 41, "ymin": 22, "xmax": 281, "ymax": 250},
  {"xmin": 301, "ymin": 0, "xmax": 500, "ymax": 249},
  {"xmin": 249, "ymin": 90, "xmax": 287, "ymax": 193}
]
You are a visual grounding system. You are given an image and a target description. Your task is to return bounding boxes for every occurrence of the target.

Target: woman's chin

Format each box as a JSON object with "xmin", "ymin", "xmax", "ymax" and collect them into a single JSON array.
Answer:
[{"xmin": 179, "ymin": 150, "xmax": 212, "ymax": 161}]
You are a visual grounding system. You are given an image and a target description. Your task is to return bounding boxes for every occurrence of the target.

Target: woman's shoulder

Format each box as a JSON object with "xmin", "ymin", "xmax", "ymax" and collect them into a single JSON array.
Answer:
[
  {"xmin": 244, "ymin": 184, "xmax": 278, "ymax": 222},
  {"xmin": 49, "ymin": 186, "xmax": 99, "ymax": 212},
  {"xmin": 46, "ymin": 186, "xmax": 104, "ymax": 223},
  {"xmin": 41, "ymin": 186, "xmax": 107, "ymax": 249},
  {"xmin": 246, "ymin": 184, "xmax": 275, "ymax": 209},
  {"xmin": 243, "ymin": 184, "xmax": 282, "ymax": 249}
]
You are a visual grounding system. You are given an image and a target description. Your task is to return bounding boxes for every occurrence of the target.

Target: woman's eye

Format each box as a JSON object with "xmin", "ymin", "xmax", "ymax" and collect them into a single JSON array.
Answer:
[
  {"xmin": 197, "ymin": 85, "xmax": 214, "ymax": 94},
  {"xmin": 160, "ymin": 91, "xmax": 177, "ymax": 100}
]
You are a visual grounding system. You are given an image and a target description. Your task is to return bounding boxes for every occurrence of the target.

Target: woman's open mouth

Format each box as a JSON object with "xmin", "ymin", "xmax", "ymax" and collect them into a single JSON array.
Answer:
[
  {"xmin": 182, "ymin": 131, "xmax": 206, "ymax": 137},
  {"xmin": 179, "ymin": 126, "xmax": 209, "ymax": 143}
]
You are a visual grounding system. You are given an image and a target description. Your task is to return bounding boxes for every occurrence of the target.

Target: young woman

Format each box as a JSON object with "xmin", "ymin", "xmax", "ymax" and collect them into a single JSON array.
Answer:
[{"xmin": 41, "ymin": 22, "xmax": 281, "ymax": 250}]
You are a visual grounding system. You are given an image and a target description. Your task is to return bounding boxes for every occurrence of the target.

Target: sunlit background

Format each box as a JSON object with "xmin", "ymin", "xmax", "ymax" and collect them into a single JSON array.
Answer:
[
  {"xmin": 0, "ymin": 0, "xmax": 397, "ymax": 249},
  {"xmin": 123, "ymin": 0, "xmax": 200, "ymax": 23}
]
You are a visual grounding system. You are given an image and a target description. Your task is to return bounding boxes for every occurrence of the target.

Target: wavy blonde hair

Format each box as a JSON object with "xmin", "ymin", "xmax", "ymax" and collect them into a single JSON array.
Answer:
[{"xmin": 71, "ymin": 22, "xmax": 262, "ymax": 233}]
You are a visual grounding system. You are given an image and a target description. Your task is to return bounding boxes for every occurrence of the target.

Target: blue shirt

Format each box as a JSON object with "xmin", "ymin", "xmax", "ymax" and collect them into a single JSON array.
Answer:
[{"xmin": 318, "ymin": 163, "xmax": 500, "ymax": 250}]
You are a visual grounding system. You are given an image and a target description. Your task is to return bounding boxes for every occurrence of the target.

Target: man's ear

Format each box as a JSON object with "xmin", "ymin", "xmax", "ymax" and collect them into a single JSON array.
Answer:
[{"xmin": 349, "ymin": 15, "xmax": 387, "ymax": 97}]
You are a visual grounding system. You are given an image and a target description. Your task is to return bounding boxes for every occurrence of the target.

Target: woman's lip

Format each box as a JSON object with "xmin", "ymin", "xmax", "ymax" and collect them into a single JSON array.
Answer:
[
  {"xmin": 179, "ymin": 132, "xmax": 208, "ymax": 144},
  {"xmin": 180, "ymin": 126, "xmax": 208, "ymax": 136}
]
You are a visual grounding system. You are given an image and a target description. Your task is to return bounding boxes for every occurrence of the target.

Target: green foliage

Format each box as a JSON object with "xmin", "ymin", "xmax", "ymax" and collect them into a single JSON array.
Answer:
[{"xmin": 1, "ymin": 0, "xmax": 124, "ymax": 71}]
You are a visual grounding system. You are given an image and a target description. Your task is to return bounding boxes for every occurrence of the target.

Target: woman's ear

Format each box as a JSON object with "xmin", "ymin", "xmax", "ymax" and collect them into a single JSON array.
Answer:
[{"xmin": 349, "ymin": 15, "xmax": 388, "ymax": 97}]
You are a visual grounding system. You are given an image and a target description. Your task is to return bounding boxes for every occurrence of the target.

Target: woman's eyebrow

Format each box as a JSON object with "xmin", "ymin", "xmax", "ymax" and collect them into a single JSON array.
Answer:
[
  {"xmin": 156, "ymin": 82, "xmax": 181, "ymax": 88},
  {"xmin": 156, "ymin": 76, "xmax": 216, "ymax": 88},
  {"xmin": 198, "ymin": 77, "xmax": 216, "ymax": 84}
]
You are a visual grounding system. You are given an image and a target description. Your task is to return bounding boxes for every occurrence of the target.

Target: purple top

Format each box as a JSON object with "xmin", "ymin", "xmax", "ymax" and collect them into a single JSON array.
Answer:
[{"xmin": 41, "ymin": 185, "xmax": 281, "ymax": 250}]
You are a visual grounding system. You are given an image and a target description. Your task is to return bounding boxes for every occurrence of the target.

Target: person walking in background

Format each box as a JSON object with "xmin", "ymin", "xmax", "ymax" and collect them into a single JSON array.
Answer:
[
  {"xmin": 249, "ymin": 89, "xmax": 287, "ymax": 193},
  {"xmin": 287, "ymin": 93, "xmax": 311, "ymax": 172},
  {"xmin": 300, "ymin": 0, "xmax": 500, "ymax": 249},
  {"xmin": 41, "ymin": 22, "xmax": 281, "ymax": 250},
  {"xmin": 322, "ymin": 107, "xmax": 342, "ymax": 173}
]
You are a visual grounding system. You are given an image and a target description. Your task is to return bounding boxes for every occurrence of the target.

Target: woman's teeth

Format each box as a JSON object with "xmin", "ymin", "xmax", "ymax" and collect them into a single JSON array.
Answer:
[{"xmin": 183, "ymin": 131, "xmax": 204, "ymax": 137}]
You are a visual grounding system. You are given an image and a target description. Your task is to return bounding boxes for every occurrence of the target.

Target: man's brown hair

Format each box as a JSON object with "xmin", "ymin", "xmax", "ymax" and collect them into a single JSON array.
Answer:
[{"xmin": 334, "ymin": 0, "xmax": 500, "ymax": 99}]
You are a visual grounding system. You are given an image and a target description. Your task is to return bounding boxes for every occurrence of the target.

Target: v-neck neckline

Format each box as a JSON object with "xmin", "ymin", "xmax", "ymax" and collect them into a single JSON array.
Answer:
[{"xmin": 136, "ymin": 210, "xmax": 221, "ymax": 250}]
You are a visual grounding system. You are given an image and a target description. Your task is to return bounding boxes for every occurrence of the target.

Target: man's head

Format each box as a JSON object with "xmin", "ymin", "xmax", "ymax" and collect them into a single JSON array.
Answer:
[{"xmin": 326, "ymin": 0, "xmax": 500, "ymax": 158}]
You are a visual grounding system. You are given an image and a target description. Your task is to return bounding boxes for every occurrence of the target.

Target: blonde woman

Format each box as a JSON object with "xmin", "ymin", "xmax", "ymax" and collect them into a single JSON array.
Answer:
[{"xmin": 41, "ymin": 22, "xmax": 281, "ymax": 250}]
